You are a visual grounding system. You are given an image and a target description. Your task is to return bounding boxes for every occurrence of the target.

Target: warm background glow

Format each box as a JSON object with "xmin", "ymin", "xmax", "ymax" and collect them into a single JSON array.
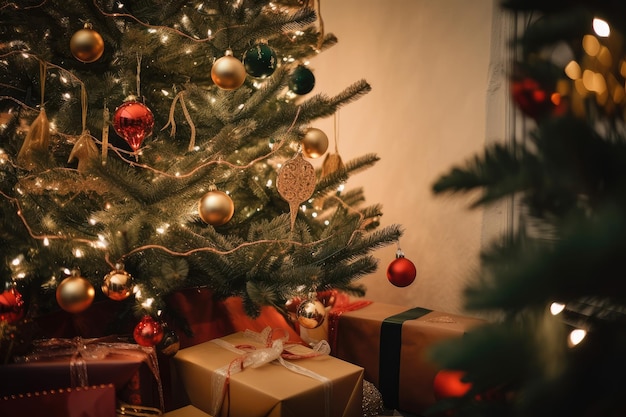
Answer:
[{"xmin": 312, "ymin": 0, "xmax": 498, "ymax": 315}]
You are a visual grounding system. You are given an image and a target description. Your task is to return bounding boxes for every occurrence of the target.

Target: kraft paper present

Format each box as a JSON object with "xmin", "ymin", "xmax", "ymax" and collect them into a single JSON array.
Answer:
[
  {"xmin": 334, "ymin": 303, "xmax": 485, "ymax": 415},
  {"xmin": 165, "ymin": 405, "xmax": 213, "ymax": 417},
  {"xmin": 173, "ymin": 331, "xmax": 364, "ymax": 417}
]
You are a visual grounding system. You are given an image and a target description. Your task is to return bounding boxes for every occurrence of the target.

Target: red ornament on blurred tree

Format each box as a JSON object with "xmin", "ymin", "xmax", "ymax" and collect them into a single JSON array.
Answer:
[
  {"xmin": 0, "ymin": 284, "xmax": 25, "ymax": 324},
  {"xmin": 433, "ymin": 369, "xmax": 472, "ymax": 400},
  {"xmin": 510, "ymin": 74, "xmax": 566, "ymax": 120},
  {"xmin": 133, "ymin": 315, "xmax": 164, "ymax": 347},
  {"xmin": 387, "ymin": 248, "xmax": 416, "ymax": 287},
  {"xmin": 113, "ymin": 101, "xmax": 154, "ymax": 152}
]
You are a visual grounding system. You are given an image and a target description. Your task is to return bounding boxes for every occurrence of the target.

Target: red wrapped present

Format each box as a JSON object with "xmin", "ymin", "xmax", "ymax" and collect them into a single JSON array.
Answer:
[
  {"xmin": 333, "ymin": 302, "xmax": 485, "ymax": 415},
  {"xmin": 0, "ymin": 336, "xmax": 163, "ymax": 411},
  {"xmin": 0, "ymin": 383, "xmax": 116, "ymax": 417},
  {"xmin": 167, "ymin": 288, "xmax": 303, "ymax": 348}
]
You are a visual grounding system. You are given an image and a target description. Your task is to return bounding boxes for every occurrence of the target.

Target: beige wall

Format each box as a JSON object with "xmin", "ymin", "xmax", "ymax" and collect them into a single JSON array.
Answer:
[{"xmin": 310, "ymin": 0, "xmax": 502, "ymax": 316}]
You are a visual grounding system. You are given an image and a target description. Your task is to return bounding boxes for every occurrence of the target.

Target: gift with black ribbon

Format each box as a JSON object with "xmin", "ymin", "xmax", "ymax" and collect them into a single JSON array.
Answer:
[{"xmin": 333, "ymin": 302, "xmax": 484, "ymax": 415}]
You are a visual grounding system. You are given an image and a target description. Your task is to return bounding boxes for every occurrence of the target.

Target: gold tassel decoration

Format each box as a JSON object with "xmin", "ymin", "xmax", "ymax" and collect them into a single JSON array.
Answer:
[
  {"xmin": 17, "ymin": 108, "xmax": 50, "ymax": 171},
  {"xmin": 321, "ymin": 152, "xmax": 344, "ymax": 178},
  {"xmin": 321, "ymin": 111, "xmax": 345, "ymax": 178},
  {"xmin": 68, "ymin": 131, "xmax": 99, "ymax": 172}
]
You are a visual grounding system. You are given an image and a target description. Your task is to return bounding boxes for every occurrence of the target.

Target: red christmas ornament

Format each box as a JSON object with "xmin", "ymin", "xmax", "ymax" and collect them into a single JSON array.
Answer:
[
  {"xmin": 387, "ymin": 249, "xmax": 417, "ymax": 287},
  {"xmin": 433, "ymin": 369, "xmax": 472, "ymax": 400},
  {"xmin": 133, "ymin": 315, "xmax": 164, "ymax": 347},
  {"xmin": 0, "ymin": 286, "xmax": 25, "ymax": 324},
  {"xmin": 510, "ymin": 75, "xmax": 566, "ymax": 120},
  {"xmin": 113, "ymin": 101, "xmax": 154, "ymax": 152}
]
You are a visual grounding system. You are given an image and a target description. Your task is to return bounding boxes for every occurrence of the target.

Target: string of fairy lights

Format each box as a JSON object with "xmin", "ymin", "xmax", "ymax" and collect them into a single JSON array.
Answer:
[{"xmin": 0, "ymin": 0, "xmax": 375, "ymax": 346}]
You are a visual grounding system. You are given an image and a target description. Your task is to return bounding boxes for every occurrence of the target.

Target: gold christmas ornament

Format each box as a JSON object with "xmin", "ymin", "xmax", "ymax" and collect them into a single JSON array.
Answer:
[
  {"xmin": 68, "ymin": 131, "xmax": 99, "ymax": 172},
  {"xmin": 276, "ymin": 153, "xmax": 317, "ymax": 230},
  {"xmin": 296, "ymin": 298, "xmax": 326, "ymax": 329},
  {"xmin": 17, "ymin": 109, "xmax": 50, "ymax": 171},
  {"xmin": 102, "ymin": 267, "xmax": 133, "ymax": 301},
  {"xmin": 198, "ymin": 188, "xmax": 235, "ymax": 226},
  {"xmin": 321, "ymin": 153, "xmax": 345, "ymax": 178},
  {"xmin": 301, "ymin": 128, "xmax": 329, "ymax": 159},
  {"xmin": 70, "ymin": 23, "xmax": 105, "ymax": 63},
  {"xmin": 211, "ymin": 50, "xmax": 246, "ymax": 90},
  {"xmin": 56, "ymin": 272, "xmax": 95, "ymax": 313}
]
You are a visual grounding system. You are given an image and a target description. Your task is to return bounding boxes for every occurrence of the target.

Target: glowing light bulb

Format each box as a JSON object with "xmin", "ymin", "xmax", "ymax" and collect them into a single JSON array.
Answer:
[
  {"xmin": 593, "ymin": 18, "xmax": 610, "ymax": 37},
  {"xmin": 142, "ymin": 298, "xmax": 155, "ymax": 308},
  {"xmin": 43, "ymin": 237, "xmax": 50, "ymax": 246},
  {"xmin": 568, "ymin": 329, "xmax": 587, "ymax": 347},
  {"xmin": 550, "ymin": 302, "xmax": 565, "ymax": 315}
]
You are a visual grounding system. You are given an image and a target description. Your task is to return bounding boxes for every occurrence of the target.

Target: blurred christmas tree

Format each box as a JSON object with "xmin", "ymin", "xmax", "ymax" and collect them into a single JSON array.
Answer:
[
  {"xmin": 0, "ymin": 0, "xmax": 401, "ymax": 352},
  {"xmin": 429, "ymin": 1, "xmax": 626, "ymax": 416}
]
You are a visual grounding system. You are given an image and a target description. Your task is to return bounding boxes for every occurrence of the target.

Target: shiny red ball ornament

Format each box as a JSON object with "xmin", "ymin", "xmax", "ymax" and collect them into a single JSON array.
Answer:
[
  {"xmin": 433, "ymin": 370, "xmax": 472, "ymax": 400},
  {"xmin": 387, "ymin": 252, "xmax": 416, "ymax": 287},
  {"xmin": 133, "ymin": 315, "xmax": 164, "ymax": 347},
  {"xmin": 112, "ymin": 101, "xmax": 154, "ymax": 152},
  {"xmin": 0, "ymin": 286, "xmax": 25, "ymax": 324}
]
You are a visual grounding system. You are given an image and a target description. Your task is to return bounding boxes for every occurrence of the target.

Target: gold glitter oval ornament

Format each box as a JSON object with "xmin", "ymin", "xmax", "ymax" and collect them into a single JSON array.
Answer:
[{"xmin": 276, "ymin": 153, "xmax": 316, "ymax": 230}]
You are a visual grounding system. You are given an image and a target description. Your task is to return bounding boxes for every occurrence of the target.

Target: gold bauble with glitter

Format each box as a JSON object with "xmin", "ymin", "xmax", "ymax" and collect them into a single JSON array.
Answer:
[
  {"xmin": 211, "ymin": 50, "xmax": 246, "ymax": 90},
  {"xmin": 301, "ymin": 128, "xmax": 329, "ymax": 159},
  {"xmin": 70, "ymin": 23, "xmax": 104, "ymax": 63},
  {"xmin": 198, "ymin": 189, "xmax": 235, "ymax": 226},
  {"xmin": 56, "ymin": 272, "xmax": 95, "ymax": 313}
]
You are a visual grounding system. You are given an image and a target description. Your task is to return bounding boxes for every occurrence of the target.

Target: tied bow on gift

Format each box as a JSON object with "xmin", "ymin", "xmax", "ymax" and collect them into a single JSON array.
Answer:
[
  {"xmin": 15, "ymin": 336, "xmax": 164, "ymax": 412},
  {"xmin": 210, "ymin": 327, "xmax": 332, "ymax": 417}
]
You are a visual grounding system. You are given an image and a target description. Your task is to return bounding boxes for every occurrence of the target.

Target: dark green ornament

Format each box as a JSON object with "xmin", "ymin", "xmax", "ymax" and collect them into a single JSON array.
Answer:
[
  {"xmin": 289, "ymin": 65, "xmax": 315, "ymax": 95},
  {"xmin": 243, "ymin": 43, "xmax": 277, "ymax": 78}
]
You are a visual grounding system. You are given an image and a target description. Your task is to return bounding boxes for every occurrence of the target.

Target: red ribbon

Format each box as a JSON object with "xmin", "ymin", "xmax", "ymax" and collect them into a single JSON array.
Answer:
[{"xmin": 327, "ymin": 296, "xmax": 373, "ymax": 354}]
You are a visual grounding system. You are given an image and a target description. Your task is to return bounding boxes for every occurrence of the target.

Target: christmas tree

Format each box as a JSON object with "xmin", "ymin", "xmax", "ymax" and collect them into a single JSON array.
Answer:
[
  {"xmin": 429, "ymin": 1, "xmax": 626, "ymax": 416},
  {"xmin": 0, "ymin": 0, "xmax": 401, "ymax": 353}
]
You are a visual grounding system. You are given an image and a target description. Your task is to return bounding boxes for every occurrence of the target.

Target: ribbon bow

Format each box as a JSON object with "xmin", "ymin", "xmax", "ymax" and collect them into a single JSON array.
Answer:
[{"xmin": 209, "ymin": 327, "xmax": 332, "ymax": 417}]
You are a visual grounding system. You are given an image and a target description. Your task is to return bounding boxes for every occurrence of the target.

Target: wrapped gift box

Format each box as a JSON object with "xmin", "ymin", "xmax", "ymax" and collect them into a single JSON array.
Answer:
[
  {"xmin": 0, "ymin": 337, "xmax": 162, "ymax": 410},
  {"xmin": 173, "ymin": 331, "xmax": 364, "ymax": 417},
  {"xmin": 0, "ymin": 383, "xmax": 116, "ymax": 417},
  {"xmin": 333, "ymin": 302, "xmax": 485, "ymax": 415},
  {"xmin": 165, "ymin": 405, "xmax": 213, "ymax": 417}
]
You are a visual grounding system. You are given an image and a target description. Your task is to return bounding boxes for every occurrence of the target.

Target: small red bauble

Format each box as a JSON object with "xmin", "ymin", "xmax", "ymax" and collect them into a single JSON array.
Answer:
[
  {"xmin": 113, "ymin": 101, "xmax": 154, "ymax": 152},
  {"xmin": 510, "ymin": 76, "xmax": 566, "ymax": 120},
  {"xmin": 387, "ymin": 255, "xmax": 416, "ymax": 287},
  {"xmin": 0, "ymin": 286, "xmax": 25, "ymax": 324},
  {"xmin": 433, "ymin": 369, "xmax": 472, "ymax": 400},
  {"xmin": 133, "ymin": 315, "xmax": 164, "ymax": 347}
]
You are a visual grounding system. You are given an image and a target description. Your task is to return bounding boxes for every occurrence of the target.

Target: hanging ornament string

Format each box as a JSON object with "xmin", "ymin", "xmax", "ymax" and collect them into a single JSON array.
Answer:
[
  {"xmin": 314, "ymin": 0, "xmax": 325, "ymax": 50},
  {"xmin": 321, "ymin": 110, "xmax": 345, "ymax": 178},
  {"xmin": 80, "ymin": 83, "xmax": 88, "ymax": 132},
  {"xmin": 136, "ymin": 52, "xmax": 142, "ymax": 97},
  {"xmin": 102, "ymin": 99, "xmax": 109, "ymax": 164},
  {"xmin": 39, "ymin": 59, "xmax": 46, "ymax": 107},
  {"xmin": 162, "ymin": 91, "xmax": 197, "ymax": 151}
]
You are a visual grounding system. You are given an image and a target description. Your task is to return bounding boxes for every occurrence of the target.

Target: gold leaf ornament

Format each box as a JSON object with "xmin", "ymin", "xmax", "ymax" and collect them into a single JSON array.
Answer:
[
  {"xmin": 17, "ymin": 109, "xmax": 50, "ymax": 171},
  {"xmin": 68, "ymin": 131, "xmax": 99, "ymax": 172},
  {"xmin": 276, "ymin": 153, "xmax": 317, "ymax": 230}
]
